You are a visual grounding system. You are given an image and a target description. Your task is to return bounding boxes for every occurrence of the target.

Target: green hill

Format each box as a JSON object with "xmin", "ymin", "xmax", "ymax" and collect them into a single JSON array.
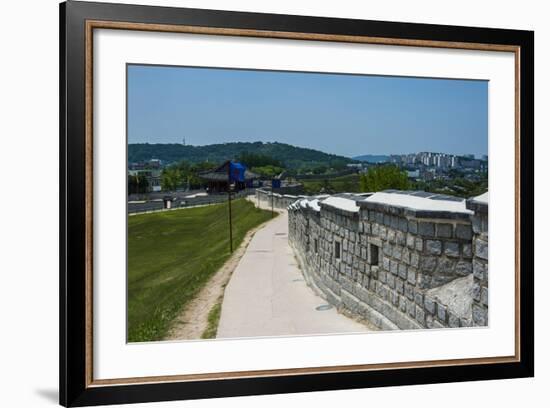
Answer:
[{"xmin": 128, "ymin": 141, "xmax": 354, "ymax": 170}]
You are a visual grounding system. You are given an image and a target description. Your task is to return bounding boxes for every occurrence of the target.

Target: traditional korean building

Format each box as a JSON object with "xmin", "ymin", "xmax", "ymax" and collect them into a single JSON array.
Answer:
[{"xmin": 198, "ymin": 160, "xmax": 259, "ymax": 193}]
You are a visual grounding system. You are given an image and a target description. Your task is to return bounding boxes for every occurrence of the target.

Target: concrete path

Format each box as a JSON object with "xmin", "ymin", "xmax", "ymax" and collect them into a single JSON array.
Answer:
[{"xmin": 217, "ymin": 205, "xmax": 370, "ymax": 339}]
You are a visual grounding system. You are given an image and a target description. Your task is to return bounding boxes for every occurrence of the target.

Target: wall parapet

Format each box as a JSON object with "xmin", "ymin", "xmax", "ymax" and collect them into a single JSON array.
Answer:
[{"xmin": 287, "ymin": 189, "xmax": 489, "ymax": 331}]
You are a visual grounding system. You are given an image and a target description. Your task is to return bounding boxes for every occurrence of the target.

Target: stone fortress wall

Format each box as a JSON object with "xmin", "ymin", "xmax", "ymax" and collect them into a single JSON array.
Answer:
[{"xmin": 255, "ymin": 188, "xmax": 489, "ymax": 330}]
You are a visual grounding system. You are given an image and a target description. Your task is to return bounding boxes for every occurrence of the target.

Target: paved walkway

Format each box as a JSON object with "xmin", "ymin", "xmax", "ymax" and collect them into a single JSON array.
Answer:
[{"xmin": 216, "ymin": 204, "xmax": 370, "ymax": 339}]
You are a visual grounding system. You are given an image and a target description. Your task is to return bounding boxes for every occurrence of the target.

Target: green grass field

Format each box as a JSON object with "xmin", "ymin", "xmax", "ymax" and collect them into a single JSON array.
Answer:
[{"xmin": 127, "ymin": 198, "xmax": 273, "ymax": 342}]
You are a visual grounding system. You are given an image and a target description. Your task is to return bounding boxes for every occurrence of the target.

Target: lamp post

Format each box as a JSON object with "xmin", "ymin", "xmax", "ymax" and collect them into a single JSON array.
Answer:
[{"xmin": 227, "ymin": 162, "xmax": 233, "ymax": 253}]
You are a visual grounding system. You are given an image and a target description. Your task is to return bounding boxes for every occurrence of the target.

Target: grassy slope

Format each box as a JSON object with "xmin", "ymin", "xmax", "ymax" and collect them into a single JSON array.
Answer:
[
  {"xmin": 128, "ymin": 199, "xmax": 273, "ymax": 342},
  {"xmin": 302, "ymin": 173, "xmax": 361, "ymax": 194}
]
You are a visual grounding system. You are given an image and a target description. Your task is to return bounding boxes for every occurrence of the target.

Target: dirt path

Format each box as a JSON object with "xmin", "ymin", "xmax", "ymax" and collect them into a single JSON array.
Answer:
[{"xmin": 164, "ymin": 213, "xmax": 278, "ymax": 341}]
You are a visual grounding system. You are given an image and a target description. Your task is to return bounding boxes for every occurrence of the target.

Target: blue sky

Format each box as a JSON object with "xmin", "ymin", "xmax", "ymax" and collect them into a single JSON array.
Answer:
[{"xmin": 127, "ymin": 64, "xmax": 488, "ymax": 158}]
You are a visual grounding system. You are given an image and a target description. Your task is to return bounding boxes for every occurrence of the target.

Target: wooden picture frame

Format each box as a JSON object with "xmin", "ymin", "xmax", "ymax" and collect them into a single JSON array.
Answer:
[{"xmin": 60, "ymin": 1, "xmax": 534, "ymax": 406}]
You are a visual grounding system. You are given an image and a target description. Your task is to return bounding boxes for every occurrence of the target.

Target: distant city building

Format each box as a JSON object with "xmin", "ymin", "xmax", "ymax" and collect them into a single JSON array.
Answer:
[
  {"xmin": 128, "ymin": 168, "xmax": 162, "ymax": 192},
  {"xmin": 128, "ymin": 159, "xmax": 164, "ymax": 192},
  {"xmin": 385, "ymin": 151, "xmax": 486, "ymax": 173}
]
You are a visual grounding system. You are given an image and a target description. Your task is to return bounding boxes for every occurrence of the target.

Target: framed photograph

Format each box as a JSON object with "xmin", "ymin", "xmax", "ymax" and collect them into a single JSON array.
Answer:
[{"xmin": 60, "ymin": 1, "xmax": 534, "ymax": 406}]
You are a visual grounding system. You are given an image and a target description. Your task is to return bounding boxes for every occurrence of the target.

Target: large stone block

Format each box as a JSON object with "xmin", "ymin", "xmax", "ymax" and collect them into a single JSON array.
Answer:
[
  {"xmin": 435, "ymin": 258, "xmax": 455, "ymax": 275},
  {"xmin": 407, "ymin": 267, "xmax": 417, "ymax": 285},
  {"xmin": 417, "ymin": 273, "xmax": 432, "ymax": 289},
  {"xmin": 455, "ymin": 224, "xmax": 473, "ymax": 240},
  {"xmin": 436, "ymin": 302, "xmax": 447, "ymax": 323},
  {"xmin": 475, "ymin": 237, "xmax": 489, "ymax": 260},
  {"xmin": 408, "ymin": 220, "xmax": 418, "ymax": 234},
  {"xmin": 398, "ymin": 217, "xmax": 408, "ymax": 233},
  {"xmin": 424, "ymin": 296, "xmax": 436, "ymax": 315},
  {"xmin": 448, "ymin": 311, "xmax": 460, "ymax": 328},
  {"xmin": 419, "ymin": 256, "xmax": 437, "ymax": 272},
  {"xmin": 395, "ymin": 278, "xmax": 404, "ymax": 295},
  {"xmin": 444, "ymin": 242, "xmax": 460, "ymax": 258},
  {"xmin": 481, "ymin": 286, "xmax": 489, "ymax": 306},
  {"xmin": 473, "ymin": 259, "xmax": 487, "ymax": 281},
  {"xmin": 402, "ymin": 248, "xmax": 411, "ymax": 265},
  {"xmin": 387, "ymin": 273, "xmax": 396, "ymax": 289},
  {"xmin": 399, "ymin": 295, "xmax": 407, "ymax": 312},
  {"xmin": 398, "ymin": 263, "xmax": 408, "ymax": 280},
  {"xmin": 405, "ymin": 283, "xmax": 414, "ymax": 300},
  {"xmin": 418, "ymin": 221, "xmax": 436, "ymax": 237},
  {"xmin": 415, "ymin": 237, "xmax": 424, "ymax": 252},
  {"xmin": 406, "ymin": 233, "xmax": 415, "ymax": 249},
  {"xmin": 406, "ymin": 299, "xmax": 416, "ymax": 318},
  {"xmin": 396, "ymin": 231, "xmax": 406, "ymax": 246},
  {"xmin": 472, "ymin": 304, "xmax": 488, "ymax": 326},
  {"xmin": 415, "ymin": 306, "xmax": 425, "ymax": 326},
  {"xmin": 390, "ymin": 290, "xmax": 399, "ymax": 306},
  {"xmin": 426, "ymin": 314, "xmax": 434, "ymax": 329},
  {"xmin": 383, "ymin": 242, "xmax": 392, "ymax": 256},
  {"xmin": 414, "ymin": 290, "xmax": 424, "ymax": 306},
  {"xmin": 382, "ymin": 256, "xmax": 390, "ymax": 271},
  {"xmin": 436, "ymin": 223, "xmax": 453, "ymax": 238},
  {"xmin": 410, "ymin": 251, "xmax": 420, "ymax": 268},
  {"xmin": 392, "ymin": 245, "xmax": 403, "ymax": 260},
  {"xmin": 455, "ymin": 260, "xmax": 473, "ymax": 276},
  {"xmin": 426, "ymin": 240, "xmax": 442, "ymax": 255}
]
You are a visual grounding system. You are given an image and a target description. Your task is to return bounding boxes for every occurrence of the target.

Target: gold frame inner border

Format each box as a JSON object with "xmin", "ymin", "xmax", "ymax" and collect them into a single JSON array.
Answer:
[{"xmin": 84, "ymin": 19, "xmax": 521, "ymax": 388}]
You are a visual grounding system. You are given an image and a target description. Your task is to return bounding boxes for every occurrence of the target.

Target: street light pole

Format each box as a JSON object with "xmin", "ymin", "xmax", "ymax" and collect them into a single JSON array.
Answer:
[{"xmin": 227, "ymin": 163, "xmax": 233, "ymax": 253}]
